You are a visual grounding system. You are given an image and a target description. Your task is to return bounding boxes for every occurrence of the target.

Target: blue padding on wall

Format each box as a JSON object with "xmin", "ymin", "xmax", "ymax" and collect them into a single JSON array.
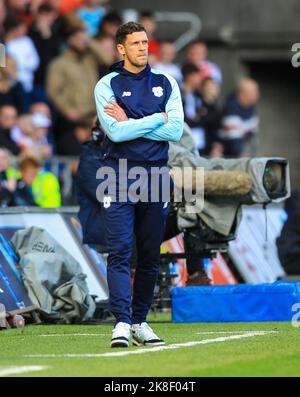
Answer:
[{"xmin": 171, "ymin": 281, "xmax": 300, "ymax": 323}]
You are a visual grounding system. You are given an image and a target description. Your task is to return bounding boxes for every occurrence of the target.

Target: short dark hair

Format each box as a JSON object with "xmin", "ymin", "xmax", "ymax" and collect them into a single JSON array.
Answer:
[
  {"xmin": 115, "ymin": 22, "xmax": 146, "ymax": 45},
  {"xmin": 139, "ymin": 10, "xmax": 154, "ymax": 19},
  {"xmin": 3, "ymin": 15, "xmax": 24, "ymax": 34},
  {"xmin": 181, "ymin": 63, "xmax": 199, "ymax": 79},
  {"xmin": 186, "ymin": 40, "xmax": 206, "ymax": 51},
  {"xmin": 102, "ymin": 11, "xmax": 122, "ymax": 25},
  {"xmin": 37, "ymin": 3, "xmax": 55, "ymax": 14}
]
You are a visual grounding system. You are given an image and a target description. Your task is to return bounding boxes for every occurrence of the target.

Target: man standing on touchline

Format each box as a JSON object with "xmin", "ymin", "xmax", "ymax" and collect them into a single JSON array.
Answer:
[{"xmin": 94, "ymin": 22, "xmax": 184, "ymax": 348}]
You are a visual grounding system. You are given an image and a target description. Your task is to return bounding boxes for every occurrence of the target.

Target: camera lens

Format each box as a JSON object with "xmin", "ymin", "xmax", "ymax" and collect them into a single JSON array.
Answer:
[{"xmin": 263, "ymin": 160, "xmax": 286, "ymax": 199}]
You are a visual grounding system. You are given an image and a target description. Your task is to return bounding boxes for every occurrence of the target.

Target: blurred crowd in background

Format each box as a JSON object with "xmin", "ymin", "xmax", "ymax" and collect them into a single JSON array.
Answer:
[{"xmin": 0, "ymin": 0, "xmax": 261, "ymax": 208}]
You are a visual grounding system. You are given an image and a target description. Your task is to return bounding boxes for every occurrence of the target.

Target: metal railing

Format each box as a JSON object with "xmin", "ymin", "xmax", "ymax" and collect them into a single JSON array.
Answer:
[{"xmin": 122, "ymin": 9, "xmax": 202, "ymax": 51}]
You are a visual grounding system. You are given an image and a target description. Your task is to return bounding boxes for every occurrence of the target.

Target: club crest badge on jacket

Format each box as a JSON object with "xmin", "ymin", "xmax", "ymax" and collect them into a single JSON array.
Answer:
[
  {"xmin": 103, "ymin": 196, "xmax": 112, "ymax": 208},
  {"xmin": 152, "ymin": 86, "xmax": 164, "ymax": 97}
]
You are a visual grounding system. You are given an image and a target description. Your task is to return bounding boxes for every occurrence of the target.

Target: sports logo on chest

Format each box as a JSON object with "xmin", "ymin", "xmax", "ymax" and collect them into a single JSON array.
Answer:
[{"xmin": 152, "ymin": 86, "xmax": 164, "ymax": 97}]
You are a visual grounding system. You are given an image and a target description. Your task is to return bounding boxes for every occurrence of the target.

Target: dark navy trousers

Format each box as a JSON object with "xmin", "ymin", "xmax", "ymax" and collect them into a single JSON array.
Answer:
[{"xmin": 100, "ymin": 159, "xmax": 169, "ymax": 325}]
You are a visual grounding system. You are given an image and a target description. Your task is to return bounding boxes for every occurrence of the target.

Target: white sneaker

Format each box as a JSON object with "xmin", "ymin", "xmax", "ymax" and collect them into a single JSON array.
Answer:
[
  {"xmin": 110, "ymin": 322, "xmax": 131, "ymax": 348},
  {"xmin": 131, "ymin": 322, "xmax": 165, "ymax": 346}
]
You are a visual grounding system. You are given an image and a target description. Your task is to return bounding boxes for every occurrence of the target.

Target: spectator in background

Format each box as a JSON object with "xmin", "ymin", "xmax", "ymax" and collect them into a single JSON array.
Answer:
[
  {"xmin": 97, "ymin": 10, "xmax": 122, "ymax": 38},
  {"xmin": 0, "ymin": 0, "xmax": 7, "ymax": 39},
  {"xmin": 186, "ymin": 40, "xmax": 222, "ymax": 84},
  {"xmin": 11, "ymin": 113, "xmax": 33, "ymax": 151},
  {"xmin": 43, "ymin": 0, "xmax": 68, "ymax": 45},
  {"xmin": 68, "ymin": 118, "xmax": 94, "ymax": 196},
  {"xmin": 77, "ymin": 0, "xmax": 107, "ymax": 37},
  {"xmin": 11, "ymin": 112, "xmax": 52, "ymax": 159},
  {"xmin": 6, "ymin": 0, "xmax": 34, "ymax": 27},
  {"xmin": 74, "ymin": 118, "xmax": 93, "ymax": 148},
  {"xmin": 155, "ymin": 41, "xmax": 182, "ymax": 85},
  {"xmin": 198, "ymin": 78, "xmax": 222, "ymax": 157},
  {"xmin": 14, "ymin": 153, "xmax": 61, "ymax": 207},
  {"xmin": 0, "ymin": 55, "xmax": 26, "ymax": 114},
  {"xmin": 46, "ymin": 18, "xmax": 111, "ymax": 155},
  {"xmin": 29, "ymin": 112, "xmax": 53, "ymax": 159},
  {"xmin": 181, "ymin": 63, "xmax": 206, "ymax": 154},
  {"xmin": 28, "ymin": 3, "xmax": 61, "ymax": 103},
  {"xmin": 30, "ymin": 101, "xmax": 51, "ymax": 118},
  {"xmin": 139, "ymin": 11, "xmax": 160, "ymax": 57},
  {"xmin": 0, "ymin": 105, "xmax": 20, "ymax": 155},
  {"xmin": 29, "ymin": 101, "xmax": 56, "ymax": 150},
  {"xmin": 57, "ymin": 117, "xmax": 93, "ymax": 157},
  {"xmin": 94, "ymin": 33, "xmax": 119, "ymax": 77},
  {"xmin": 4, "ymin": 15, "xmax": 40, "ymax": 111},
  {"xmin": 218, "ymin": 78, "xmax": 260, "ymax": 158},
  {"xmin": 13, "ymin": 155, "xmax": 37, "ymax": 206},
  {"xmin": 0, "ymin": 148, "xmax": 18, "ymax": 206}
]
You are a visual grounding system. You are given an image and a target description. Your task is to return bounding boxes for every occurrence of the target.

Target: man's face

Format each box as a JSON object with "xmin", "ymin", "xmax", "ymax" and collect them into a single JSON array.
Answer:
[
  {"xmin": 102, "ymin": 21, "xmax": 120, "ymax": 38},
  {"xmin": 98, "ymin": 36, "xmax": 117, "ymax": 63},
  {"xmin": 201, "ymin": 79, "xmax": 220, "ymax": 103},
  {"xmin": 186, "ymin": 43, "xmax": 207, "ymax": 66},
  {"xmin": 159, "ymin": 43, "xmax": 176, "ymax": 63},
  {"xmin": 117, "ymin": 31, "xmax": 149, "ymax": 68},
  {"xmin": 68, "ymin": 30, "xmax": 89, "ymax": 52},
  {"xmin": 239, "ymin": 81, "xmax": 260, "ymax": 107},
  {"xmin": 0, "ymin": 106, "xmax": 17, "ymax": 130},
  {"xmin": 75, "ymin": 126, "xmax": 91, "ymax": 143},
  {"xmin": 246, "ymin": 83, "xmax": 260, "ymax": 106},
  {"xmin": 187, "ymin": 72, "xmax": 202, "ymax": 90},
  {"xmin": 21, "ymin": 165, "xmax": 39, "ymax": 186},
  {"xmin": 37, "ymin": 11, "xmax": 56, "ymax": 26},
  {"xmin": 140, "ymin": 17, "xmax": 156, "ymax": 36}
]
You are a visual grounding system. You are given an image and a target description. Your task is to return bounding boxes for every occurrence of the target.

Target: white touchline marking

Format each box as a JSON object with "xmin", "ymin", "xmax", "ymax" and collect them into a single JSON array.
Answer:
[
  {"xmin": 25, "ymin": 331, "xmax": 277, "ymax": 359},
  {"xmin": 0, "ymin": 366, "xmax": 49, "ymax": 377},
  {"xmin": 195, "ymin": 331, "xmax": 278, "ymax": 335},
  {"xmin": 38, "ymin": 334, "xmax": 109, "ymax": 337}
]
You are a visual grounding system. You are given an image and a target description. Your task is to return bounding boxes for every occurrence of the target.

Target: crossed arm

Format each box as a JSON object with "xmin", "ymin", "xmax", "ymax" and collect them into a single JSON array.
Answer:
[{"xmin": 94, "ymin": 77, "xmax": 184, "ymax": 143}]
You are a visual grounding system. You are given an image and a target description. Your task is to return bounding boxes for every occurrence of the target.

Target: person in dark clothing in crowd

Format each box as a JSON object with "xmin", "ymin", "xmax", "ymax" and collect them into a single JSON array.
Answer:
[
  {"xmin": 97, "ymin": 11, "xmax": 122, "ymax": 38},
  {"xmin": 198, "ymin": 78, "xmax": 222, "ymax": 157},
  {"xmin": 12, "ymin": 155, "xmax": 39, "ymax": 206},
  {"xmin": 0, "ymin": 147, "xmax": 17, "ymax": 207},
  {"xmin": 4, "ymin": 14, "xmax": 40, "ymax": 111},
  {"xmin": 28, "ymin": 3, "xmax": 61, "ymax": 103},
  {"xmin": 185, "ymin": 40, "xmax": 222, "ymax": 84},
  {"xmin": 181, "ymin": 63, "xmax": 205, "ymax": 154},
  {"xmin": 6, "ymin": 0, "xmax": 34, "ymax": 27},
  {"xmin": 0, "ymin": 0, "xmax": 6, "ymax": 40},
  {"xmin": 218, "ymin": 78, "xmax": 260, "ymax": 158},
  {"xmin": 76, "ymin": 119, "xmax": 106, "ymax": 249},
  {"xmin": 139, "ymin": 11, "xmax": 160, "ymax": 58},
  {"xmin": 46, "ymin": 19, "xmax": 111, "ymax": 155},
  {"xmin": 0, "ymin": 105, "xmax": 20, "ymax": 156},
  {"xmin": 276, "ymin": 191, "xmax": 300, "ymax": 275},
  {"xmin": 0, "ymin": 55, "xmax": 25, "ymax": 114},
  {"xmin": 94, "ymin": 33, "xmax": 119, "ymax": 78}
]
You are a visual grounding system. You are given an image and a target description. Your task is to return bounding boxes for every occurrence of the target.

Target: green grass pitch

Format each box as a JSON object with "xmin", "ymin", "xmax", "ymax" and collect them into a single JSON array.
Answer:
[{"xmin": 1, "ymin": 313, "xmax": 300, "ymax": 377}]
